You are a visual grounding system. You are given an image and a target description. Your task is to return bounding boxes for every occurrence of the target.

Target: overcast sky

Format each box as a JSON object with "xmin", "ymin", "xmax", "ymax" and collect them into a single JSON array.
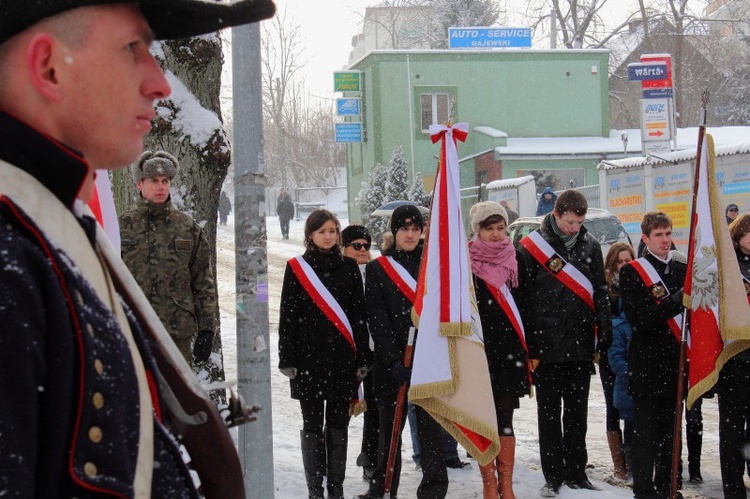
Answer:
[{"xmin": 262, "ymin": 0, "xmax": 707, "ymax": 105}]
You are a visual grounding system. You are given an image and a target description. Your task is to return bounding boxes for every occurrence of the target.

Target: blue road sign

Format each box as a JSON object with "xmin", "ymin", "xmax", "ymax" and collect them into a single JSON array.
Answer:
[
  {"xmin": 448, "ymin": 27, "xmax": 532, "ymax": 49},
  {"xmin": 643, "ymin": 88, "xmax": 673, "ymax": 99},
  {"xmin": 336, "ymin": 98, "xmax": 360, "ymax": 116},
  {"xmin": 627, "ymin": 62, "xmax": 668, "ymax": 81},
  {"xmin": 335, "ymin": 123, "xmax": 362, "ymax": 143}
]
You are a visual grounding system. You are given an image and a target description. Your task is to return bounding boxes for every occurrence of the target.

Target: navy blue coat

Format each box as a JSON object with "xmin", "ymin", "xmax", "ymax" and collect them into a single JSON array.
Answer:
[
  {"xmin": 0, "ymin": 113, "xmax": 197, "ymax": 498},
  {"xmin": 608, "ymin": 304, "xmax": 634, "ymax": 421}
]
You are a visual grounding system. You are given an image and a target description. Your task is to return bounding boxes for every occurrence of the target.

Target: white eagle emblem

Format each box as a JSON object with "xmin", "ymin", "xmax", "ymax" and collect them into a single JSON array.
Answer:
[{"xmin": 690, "ymin": 226, "xmax": 719, "ymax": 311}]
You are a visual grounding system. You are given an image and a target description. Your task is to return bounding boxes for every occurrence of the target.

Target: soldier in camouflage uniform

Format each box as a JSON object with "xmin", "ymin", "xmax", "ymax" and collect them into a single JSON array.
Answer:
[{"xmin": 119, "ymin": 151, "xmax": 218, "ymax": 365}]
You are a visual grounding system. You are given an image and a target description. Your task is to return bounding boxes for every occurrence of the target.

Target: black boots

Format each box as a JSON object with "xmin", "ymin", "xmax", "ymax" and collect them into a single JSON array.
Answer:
[
  {"xmin": 326, "ymin": 427, "xmax": 348, "ymax": 499},
  {"xmin": 301, "ymin": 430, "xmax": 326, "ymax": 499},
  {"xmin": 687, "ymin": 422, "xmax": 703, "ymax": 483}
]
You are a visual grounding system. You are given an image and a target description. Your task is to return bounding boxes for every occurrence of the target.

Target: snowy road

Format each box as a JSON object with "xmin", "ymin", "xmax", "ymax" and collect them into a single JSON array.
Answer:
[{"xmin": 216, "ymin": 216, "xmax": 727, "ymax": 498}]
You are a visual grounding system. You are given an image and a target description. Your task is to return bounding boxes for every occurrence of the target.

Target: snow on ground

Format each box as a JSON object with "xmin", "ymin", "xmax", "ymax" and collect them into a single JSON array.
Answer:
[{"xmin": 215, "ymin": 214, "xmax": 727, "ymax": 499}]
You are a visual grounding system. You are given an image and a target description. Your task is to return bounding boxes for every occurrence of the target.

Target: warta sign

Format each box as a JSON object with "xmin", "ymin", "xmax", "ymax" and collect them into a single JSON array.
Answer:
[{"xmin": 448, "ymin": 27, "xmax": 532, "ymax": 48}]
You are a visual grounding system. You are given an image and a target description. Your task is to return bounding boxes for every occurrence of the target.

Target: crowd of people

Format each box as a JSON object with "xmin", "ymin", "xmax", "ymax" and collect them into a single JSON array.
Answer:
[{"xmin": 278, "ymin": 195, "xmax": 750, "ymax": 499}]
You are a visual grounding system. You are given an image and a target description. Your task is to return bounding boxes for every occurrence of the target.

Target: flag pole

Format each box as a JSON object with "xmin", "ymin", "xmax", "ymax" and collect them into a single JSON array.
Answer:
[
  {"xmin": 383, "ymin": 327, "xmax": 416, "ymax": 496},
  {"xmin": 669, "ymin": 89, "xmax": 709, "ymax": 499}
]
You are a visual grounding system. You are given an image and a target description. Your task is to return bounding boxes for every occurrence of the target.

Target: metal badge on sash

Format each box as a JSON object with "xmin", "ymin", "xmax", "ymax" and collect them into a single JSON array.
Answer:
[
  {"xmin": 546, "ymin": 255, "xmax": 565, "ymax": 274},
  {"xmin": 649, "ymin": 282, "xmax": 668, "ymax": 301}
]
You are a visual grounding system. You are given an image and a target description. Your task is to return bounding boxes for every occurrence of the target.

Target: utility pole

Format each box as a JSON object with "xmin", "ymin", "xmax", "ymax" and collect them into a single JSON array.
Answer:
[{"xmin": 232, "ymin": 22, "xmax": 274, "ymax": 497}]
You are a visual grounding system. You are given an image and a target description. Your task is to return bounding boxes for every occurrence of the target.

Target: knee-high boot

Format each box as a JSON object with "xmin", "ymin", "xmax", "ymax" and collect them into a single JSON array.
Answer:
[
  {"xmin": 301, "ymin": 430, "xmax": 326, "ymax": 499},
  {"xmin": 479, "ymin": 459, "xmax": 499, "ymax": 499},
  {"xmin": 497, "ymin": 436, "xmax": 516, "ymax": 499},
  {"xmin": 606, "ymin": 430, "xmax": 628, "ymax": 480},
  {"xmin": 326, "ymin": 427, "xmax": 349, "ymax": 499}
]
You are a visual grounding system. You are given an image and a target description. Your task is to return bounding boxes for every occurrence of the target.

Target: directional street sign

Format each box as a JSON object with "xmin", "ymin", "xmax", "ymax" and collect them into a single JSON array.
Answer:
[{"xmin": 640, "ymin": 99, "xmax": 672, "ymax": 143}]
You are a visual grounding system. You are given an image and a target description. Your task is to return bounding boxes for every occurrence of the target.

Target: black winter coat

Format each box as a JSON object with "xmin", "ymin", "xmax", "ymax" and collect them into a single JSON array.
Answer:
[
  {"xmin": 474, "ymin": 276, "xmax": 530, "ymax": 399},
  {"xmin": 517, "ymin": 214, "xmax": 611, "ymax": 363},
  {"xmin": 278, "ymin": 248, "xmax": 369, "ymax": 402},
  {"xmin": 620, "ymin": 253, "xmax": 686, "ymax": 399},
  {"xmin": 365, "ymin": 246, "xmax": 423, "ymax": 396}
]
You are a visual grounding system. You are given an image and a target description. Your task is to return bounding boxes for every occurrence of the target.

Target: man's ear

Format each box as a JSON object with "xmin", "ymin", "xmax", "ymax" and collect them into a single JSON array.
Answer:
[{"xmin": 26, "ymin": 33, "xmax": 63, "ymax": 101}]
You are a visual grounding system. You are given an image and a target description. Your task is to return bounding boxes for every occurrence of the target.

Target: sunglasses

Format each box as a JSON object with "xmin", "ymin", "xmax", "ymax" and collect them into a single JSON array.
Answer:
[
  {"xmin": 729, "ymin": 208, "xmax": 739, "ymax": 212},
  {"xmin": 346, "ymin": 242, "xmax": 371, "ymax": 251}
]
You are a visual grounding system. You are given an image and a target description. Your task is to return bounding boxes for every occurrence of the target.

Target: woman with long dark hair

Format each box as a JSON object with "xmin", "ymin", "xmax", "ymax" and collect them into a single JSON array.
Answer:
[
  {"xmin": 469, "ymin": 201, "xmax": 529, "ymax": 499},
  {"xmin": 603, "ymin": 241, "xmax": 637, "ymax": 482},
  {"xmin": 278, "ymin": 209, "xmax": 370, "ymax": 499}
]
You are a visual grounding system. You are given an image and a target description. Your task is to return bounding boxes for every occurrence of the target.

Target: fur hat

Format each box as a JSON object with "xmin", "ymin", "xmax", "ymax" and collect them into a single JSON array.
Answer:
[
  {"xmin": 341, "ymin": 225, "xmax": 371, "ymax": 247},
  {"xmin": 0, "ymin": 0, "xmax": 276, "ymax": 46},
  {"xmin": 469, "ymin": 201, "xmax": 508, "ymax": 235},
  {"xmin": 132, "ymin": 150, "xmax": 179, "ymax": 182},
  {"xmin": 390, "ymin": 204, "xmax": 424, "ymax": 234}
]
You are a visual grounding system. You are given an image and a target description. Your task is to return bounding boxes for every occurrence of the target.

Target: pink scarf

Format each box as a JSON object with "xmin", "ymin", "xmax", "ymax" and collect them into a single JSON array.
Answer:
[{"xmin": 469, "ymin": 237, "xmax": 518, "ymax": 290}]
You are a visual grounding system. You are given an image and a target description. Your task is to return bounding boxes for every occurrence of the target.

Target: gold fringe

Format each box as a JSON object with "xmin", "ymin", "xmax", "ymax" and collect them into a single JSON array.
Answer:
[
  {"xmin": 439, "ymin": 321, "xmax": 471, "ymax": 337},
  {"xmin": 687, "ymin": 339, "xmax": 750, "ymax": 409},
  {"xmin": 409, "ymin": 379, "xmax": 456, "ymax": 400},
  {"xmin": 413, "ymin": 397, "xmax": 501, "ymax": 466},
  {"xmin": 349, "ymin": 399, "xmax": 367, "ymax": 417},
  {"xmin": 411, "ymin": 307, "xmax": 420, "ymax": 329}
]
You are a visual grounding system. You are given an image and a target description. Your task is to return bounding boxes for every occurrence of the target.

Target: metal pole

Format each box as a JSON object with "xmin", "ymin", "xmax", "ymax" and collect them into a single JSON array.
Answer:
[{"xmin": 232, "ymin": 22, "xmax": 274, "ymax": 498}]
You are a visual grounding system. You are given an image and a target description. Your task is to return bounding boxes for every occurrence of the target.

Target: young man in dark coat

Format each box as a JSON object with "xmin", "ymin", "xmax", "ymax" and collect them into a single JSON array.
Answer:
[
  {"xmin": 0, "ymin": 1, "xmax": 274, "ymax": 497},
  {"xmin": 517, "ymin": 189, "xmax": 611, "ymax": 497},
  {"xmin": 358, "ymin": 204, "xmax": 449, "ymax": 499},
  {"xmin": 619, "ymin": 211, "xmax": 687, "ymax": 499}
]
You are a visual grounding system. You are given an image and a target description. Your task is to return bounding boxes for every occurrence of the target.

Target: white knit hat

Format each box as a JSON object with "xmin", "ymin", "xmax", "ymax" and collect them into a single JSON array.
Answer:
[{"xmin": 469, "ymin": 201, "xmax": 508, "ymax": 235}]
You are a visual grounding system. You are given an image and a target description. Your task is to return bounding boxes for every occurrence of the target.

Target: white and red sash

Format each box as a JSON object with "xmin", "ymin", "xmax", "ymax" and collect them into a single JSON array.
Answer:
[
  {"xmin": 521, "ymin": 231, "xmax": 594, "ymax": 310},
  {"xmin": 376, "ymin": 255, "xmax": 417, "ymax": 304},
  {"xmin": 628, "ymin": 258, "xmax": 683, "ymax": 343},
  {"xmin": 485, "ymin": 282, "xmax": 527, "ymax": 353},
  {"xmin": 484, "ymin": 281, "xmax": 532, "ymax": 385},
  {"xmin": 288, "ymin": 256, "xmax": 356, "ymax": 352}
]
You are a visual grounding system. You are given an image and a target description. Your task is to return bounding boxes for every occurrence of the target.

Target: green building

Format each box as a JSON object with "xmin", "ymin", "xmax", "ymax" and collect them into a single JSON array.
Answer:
[{"xmin": 341, "ymin": 48, "xmax": 624, "ymax": 221}]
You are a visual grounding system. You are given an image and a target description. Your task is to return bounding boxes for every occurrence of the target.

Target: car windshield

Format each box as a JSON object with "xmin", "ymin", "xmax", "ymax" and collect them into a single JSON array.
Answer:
[{"xmin": 584, "ymin": 218, "xmax": 629, "ymax": 245}]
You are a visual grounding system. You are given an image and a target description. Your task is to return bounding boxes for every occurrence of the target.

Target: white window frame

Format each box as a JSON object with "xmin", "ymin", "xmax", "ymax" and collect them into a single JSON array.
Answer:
[{"xmin": 420, "ymin": 93, "xmax": 450, "ymax": 132}]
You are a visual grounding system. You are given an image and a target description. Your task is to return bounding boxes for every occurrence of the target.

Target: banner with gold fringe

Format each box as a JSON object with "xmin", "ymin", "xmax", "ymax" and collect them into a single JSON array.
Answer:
[
  {"xmin": 408, "ymin": 122, "xmax": 500, "ymax": 466},
  {"xmin": 685, "ymin": 132, "xmax": 750, "ymax": 409}
]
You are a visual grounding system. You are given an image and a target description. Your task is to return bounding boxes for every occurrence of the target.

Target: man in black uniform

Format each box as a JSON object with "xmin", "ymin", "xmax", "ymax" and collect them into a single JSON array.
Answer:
[
  {"xmin": 620, "ymin": 211, "xmax": 687, "ymax": 499},
  {"xmin": 358, "ymin": 204, "xmax": 448, "ymax": 499}
]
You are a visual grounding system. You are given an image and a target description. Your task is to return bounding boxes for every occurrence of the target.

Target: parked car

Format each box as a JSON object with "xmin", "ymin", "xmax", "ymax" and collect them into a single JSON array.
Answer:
[{"xmin": 507, "ymin": 207, "xmax": 632, "ymax": 256}]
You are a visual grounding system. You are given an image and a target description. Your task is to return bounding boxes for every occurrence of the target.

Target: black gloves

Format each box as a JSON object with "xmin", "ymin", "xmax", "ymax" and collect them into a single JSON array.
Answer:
[
  {"xmin": 389, "ymin": 361, "xmax": 411, "ymax": 384},
  {"xmin": 193, "ymin": 330, "xmax": 214, "ymax": 364},
  {"xmin": 669, "ymin": 288, "xmax": 686, "ymax": 308}
]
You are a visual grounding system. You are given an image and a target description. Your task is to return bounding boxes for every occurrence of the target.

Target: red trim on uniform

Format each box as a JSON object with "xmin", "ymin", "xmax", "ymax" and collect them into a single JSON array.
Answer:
[
  {"xmin": 1, "ymin": 196, "xmax": 126, "ymax": 497},
  {"xmin": 146, "ymin": 370, "xmax": 163, "ymax": 423}
]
